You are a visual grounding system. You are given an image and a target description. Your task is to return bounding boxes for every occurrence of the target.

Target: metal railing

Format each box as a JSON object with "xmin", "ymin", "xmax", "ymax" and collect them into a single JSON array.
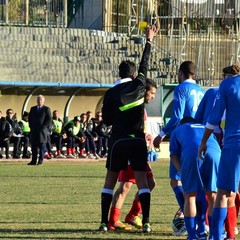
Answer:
[{"xmin": 0, "ymin": 0, "xmax": 68, "ymax": 27}]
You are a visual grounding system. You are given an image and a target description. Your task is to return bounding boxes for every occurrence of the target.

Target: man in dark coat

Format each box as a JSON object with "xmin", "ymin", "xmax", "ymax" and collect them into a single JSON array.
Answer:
[
  {"xmin": 6, "ymin": 108, "xmax": 22, "ymax": 158},
  {"xmin": 0, "ymin": 110, "xmax": 13, "ymax": 158},
  {"xmin": 28, "ymin": 95, "xmax": 52, "ymax": 165}
]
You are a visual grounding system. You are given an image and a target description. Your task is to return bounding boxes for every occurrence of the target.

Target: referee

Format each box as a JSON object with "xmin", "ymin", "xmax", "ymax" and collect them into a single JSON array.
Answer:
[{"xmin": 99, "ymin": 25, "xmax": 157, "ymax": 233}]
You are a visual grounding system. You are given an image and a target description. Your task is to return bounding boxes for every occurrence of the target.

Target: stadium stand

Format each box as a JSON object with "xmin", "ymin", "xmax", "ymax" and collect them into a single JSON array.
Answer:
[{"xmin": 0, "ymin": 26, "xmax": 163, "ymax": 86}]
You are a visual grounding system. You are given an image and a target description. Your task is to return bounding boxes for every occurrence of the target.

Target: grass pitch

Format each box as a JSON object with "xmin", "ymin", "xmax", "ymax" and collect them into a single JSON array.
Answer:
[{"xmin": 0, "ymin": 159, "xmax": 188, "ymax": 239}]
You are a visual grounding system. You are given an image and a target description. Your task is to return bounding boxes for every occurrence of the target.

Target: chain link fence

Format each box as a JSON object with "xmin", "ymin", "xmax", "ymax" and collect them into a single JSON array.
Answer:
[{"xmin": 0, "ymin": 0, "xmax": 66, "ymax": 27}]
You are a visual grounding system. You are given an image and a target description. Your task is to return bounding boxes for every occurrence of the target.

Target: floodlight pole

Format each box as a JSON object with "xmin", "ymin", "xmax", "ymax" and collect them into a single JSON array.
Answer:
[
  {"xmin": 26, "ymin": 0, "xmax": 29, "ymax": 25},
  {"xmin": 64, "ymin": 0, "xmax": 68, "ymax": 28},
  {"xmin": 5, "ymin": 0, "xmax": 8, "ymax": 25}
]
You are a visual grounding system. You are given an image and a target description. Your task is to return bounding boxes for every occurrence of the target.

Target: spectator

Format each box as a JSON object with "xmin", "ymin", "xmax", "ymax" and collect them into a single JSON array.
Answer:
[
  {"xmin": 51, "ymin": 110, "xmax": 66, "ymax": 158},
  {"xmin": 18, "ymin": 111, "xmax": 31, "ymax": 159},
  {"xmin": 76, "ymin": 113, "xmax": 88, "ymax": 158},
  {"xmin": 28, "ymin": 95, "xmax": 52, "ymax": 165},
  {"xmin": 85, "ymin": 111, "xmax": 100, "ymax": 159},
  {"xmin": 44, "ymin": 135, "xmax": 53, "ymax": 160},
  {"xmin": 93, "ymin": 111, "xmax": 111, "ymax": 157},
  {"xmin": 43, "ymin": 121, "xmax": 54, "ymax": 160},
  {"xmin": 0, "ymin": 110, "xmax": 12, "ymax": 159},
  {"xmin": 6, "ymin": 109, "xmax": 22, "ymax": 159},
  {"xmin": 77, "ymin": 113, "xmax": 87, "ymax": 158},
  {"xmin": 63, "ymin": 116, "xmax": 81, "ymax": 158}
]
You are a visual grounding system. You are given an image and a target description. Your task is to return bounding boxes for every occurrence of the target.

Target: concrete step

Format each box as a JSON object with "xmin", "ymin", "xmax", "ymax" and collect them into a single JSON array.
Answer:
[
  {"xmin": 0, "ymin": 26, "xmax": 165, "ymax": 86},
  {"xmin": 0, "ymin": 42, "xmax": 138, "ymax": 59},
  {"xmin": 0, "ymin": 28, "xmax": 129, "ymax": 44},
  {"xmin": 0, "ymin": 60, "xmax": 119, "ymax": 72}
]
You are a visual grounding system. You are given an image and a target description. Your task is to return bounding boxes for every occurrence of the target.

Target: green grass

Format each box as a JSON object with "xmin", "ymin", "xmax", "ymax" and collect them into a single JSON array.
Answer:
[{"xmin": 0, "ymin": 160, "xmax": 186, "ymax": 239}]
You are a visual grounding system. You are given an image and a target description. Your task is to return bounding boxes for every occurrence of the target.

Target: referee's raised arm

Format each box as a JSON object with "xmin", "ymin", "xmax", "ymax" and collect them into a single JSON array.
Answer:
[{"xmin": 138, "ymin": 25, "xmax": 157, "ymax": 79}]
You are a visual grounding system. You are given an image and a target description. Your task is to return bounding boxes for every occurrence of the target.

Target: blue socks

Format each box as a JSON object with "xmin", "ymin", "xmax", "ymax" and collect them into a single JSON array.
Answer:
[
  {"xmin": 196, "ymin": 191, "xmax": 207, "ymax": 234},
  {"xmin": 173, "ymin": 186, "xmax": 184, "ymax": 211},
  {"xmin": 212, "ymin": 207, "xmax": 227, "ymax": 240},
  {"xmin": 184, "ymin": 216, "xmax": 196, "ymax": 240}
]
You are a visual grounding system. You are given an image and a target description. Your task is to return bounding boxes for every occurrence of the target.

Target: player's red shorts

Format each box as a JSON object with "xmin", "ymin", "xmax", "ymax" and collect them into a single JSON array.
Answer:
[{"xmin": 118, "ymin": 163, "xmax": 153, "ymax": 184}]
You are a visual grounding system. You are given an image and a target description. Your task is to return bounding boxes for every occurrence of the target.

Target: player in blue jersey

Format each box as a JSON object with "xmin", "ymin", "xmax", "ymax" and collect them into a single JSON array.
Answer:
[
  {"xmin": 170, "ymin": 117, "xmax": 221, "ymax": 240},
  {"xmin": 195, "ymin": 87, "xmax": 218, "ymax": 125},
  {"xmin": 195, "ymin": 88, "xmax": 223, "ymax": 146},
  {"xmin": 153, "ymin": 61, "xmax": 205, "ymax": 235},
  {"xmin": 198, "ymin": 68, "xmax": 240, "ymax": 240},
  {"xmin": 196, "ymin": 64, "xmax": 240, "ymax": 240},
  {"xmin": 195, "ymin": 65, "xmax": 240, "ymax": 146}
]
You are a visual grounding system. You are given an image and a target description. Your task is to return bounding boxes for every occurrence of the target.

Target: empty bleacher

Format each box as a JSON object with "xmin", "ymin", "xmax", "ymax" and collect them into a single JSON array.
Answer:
[{"xmin": 0, "ymin": 26, "xmax": 171, "ymax": 86}]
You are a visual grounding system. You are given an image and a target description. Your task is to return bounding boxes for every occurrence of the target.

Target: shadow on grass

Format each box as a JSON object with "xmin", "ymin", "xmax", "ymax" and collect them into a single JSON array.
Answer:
[{"xmin": 0, "ymin": 227, "xmax": 174, "ymax": 239}]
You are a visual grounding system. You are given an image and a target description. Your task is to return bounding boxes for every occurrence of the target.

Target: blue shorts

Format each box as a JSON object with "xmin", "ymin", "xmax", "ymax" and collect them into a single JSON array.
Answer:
[
  {"xmin": 217, "ymin": 146, "xmax": 240, "ymax": 192},
  {"xmin": 200, "ymin": 147, "xmax": 221, "ymax": 192},
  {"xmin": 181, "ymin": 155, "xmax": 203, "ymax": 194},
  {"xmin": 169, "ymin": 160, "xmax": 181, "ymax": 181}
]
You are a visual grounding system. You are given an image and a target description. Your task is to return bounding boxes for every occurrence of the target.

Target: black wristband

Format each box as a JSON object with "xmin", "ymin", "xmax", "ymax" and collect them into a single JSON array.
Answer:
[{"xmin": 147, "ymin": 38, "xmax": 152, "ymax": 42}]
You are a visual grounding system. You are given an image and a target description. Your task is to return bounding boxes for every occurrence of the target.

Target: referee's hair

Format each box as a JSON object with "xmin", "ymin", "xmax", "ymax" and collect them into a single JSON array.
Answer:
[
  {"xmin": 119, "ymin": 60, "xmax": 136, "ymax": 79},
  {"xmin": 179, "ymin": 61, "xmax": 196, "ymax": 79}
]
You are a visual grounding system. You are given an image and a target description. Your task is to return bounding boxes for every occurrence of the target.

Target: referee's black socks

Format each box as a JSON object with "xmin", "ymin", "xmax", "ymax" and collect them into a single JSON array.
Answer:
[
  {"xmin": 101, "ymin": 188, "xmax": 113, "ymax": 224},
  {"xmin": 139, "ymin": 188, "xmax": 151, "ymax": 225}
]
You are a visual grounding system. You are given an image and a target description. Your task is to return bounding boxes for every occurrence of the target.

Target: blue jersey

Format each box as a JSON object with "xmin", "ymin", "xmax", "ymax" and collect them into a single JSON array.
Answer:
[
  {"xmin": 207, "ymin": 75, "xmax": 240, "ymax": 147},
  {"xmin": 170, "ymin": 123, "xmax": 221, "ymax": 193},
  {"xmin": 195, "ymin": 88, "xmax": 218, "ymax": 125},
  {"xmin": 170, "ymin": 123, "xmax": 220, "ymax": 160},
  {"xmin": 162, "ymin": 80, "xmax": 205, "ymax": 136}
]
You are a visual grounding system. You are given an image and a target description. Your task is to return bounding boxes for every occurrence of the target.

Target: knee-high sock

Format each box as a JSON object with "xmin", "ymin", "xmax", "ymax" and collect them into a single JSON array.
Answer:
[
  {"xmin": 212, "ymin": 207, "xmax": 227, "ymax": 240},
  {"xmin": 173, "ymin": 186, "xmax": 185, "ymax": 211},
  {"xmin": 225, "ymin": 206, "xmax": 236, "ymax": 239},
  {"xmin": 205, "ymin": 194, "xmax": 209, "ymax": 226},
  {"xmin": 67, "ymin": 148, "xmax": 71, "ymax": 155},
  {"xmin": 208, "ymin": 215, "xmax": 213, "ymax": 240},
  {"xmin": 184, "ymin": 216, "xmax": 196, "ymax": 240},
  {"xmin": 126, "ymin": 199, "xmax": 142, "ymax": 219},
  {"xmin": 101, "ymin": 188, "xmax": 113, "ymax": 224},
  {"xmin": 109, "ymin": 207, "xmax": 120, "ymax": 225},
  {"xmin": 139, "ymin": 188, "xmax": 151, "ymax": 225},
  {"xmin": 235, "ymin": 193, "xmax": 240, "ymax": 218},
  {"xmin": 196, "ymin": 191, "xmax": 207, "ymax": 234}
]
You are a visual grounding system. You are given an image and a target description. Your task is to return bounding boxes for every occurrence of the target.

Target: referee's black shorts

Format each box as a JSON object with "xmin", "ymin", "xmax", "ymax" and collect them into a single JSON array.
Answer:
[{"xmin": 106, "ymin": 136, "xmax": 148, "ymax": 172}]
